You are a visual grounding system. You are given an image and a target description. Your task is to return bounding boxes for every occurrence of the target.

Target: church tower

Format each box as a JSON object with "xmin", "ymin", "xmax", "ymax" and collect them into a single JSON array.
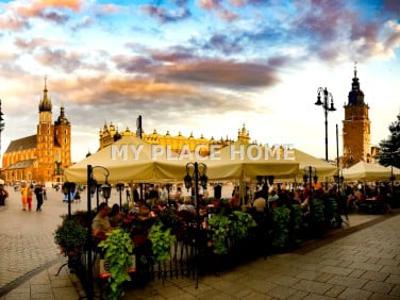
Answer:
[
  {"xmin": 54, "ymin": 105, "xmax": 71, "ymax": 171},
  {"xmin": 37, "ymin": 78, "xmax": 55, "ymax": 182},
  {"xmin": 342, "ymin": 64, "xmax": 371, "ymax": 167}
]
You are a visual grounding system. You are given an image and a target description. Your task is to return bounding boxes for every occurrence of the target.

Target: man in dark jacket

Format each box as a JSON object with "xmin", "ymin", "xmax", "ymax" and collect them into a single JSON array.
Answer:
[
  {"xmin": 34, "ymin": 184, "xmax": 44, "ymax": 211},
  {"xmin": 0, "ymin": 184, "xmax": 9, "ymax": 206}
]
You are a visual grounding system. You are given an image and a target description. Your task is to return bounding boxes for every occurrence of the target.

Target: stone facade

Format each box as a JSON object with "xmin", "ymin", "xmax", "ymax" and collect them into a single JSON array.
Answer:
[
  {"xmin": 99, "ymin": 122, "xmax": 252, "ymax": 154},
  {"xmin": 2, "ymin": 81, "xmax": 71, "ymax": 183}
]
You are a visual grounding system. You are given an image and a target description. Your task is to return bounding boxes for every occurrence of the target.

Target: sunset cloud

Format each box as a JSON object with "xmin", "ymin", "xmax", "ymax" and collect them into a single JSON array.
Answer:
[
  {"xmin": 141, "ymin": 5, "xmax": 191, "ymax": 23},
  {"xmin": 156, "ymin": 58, "xmax": 283, "ymax": 89}
]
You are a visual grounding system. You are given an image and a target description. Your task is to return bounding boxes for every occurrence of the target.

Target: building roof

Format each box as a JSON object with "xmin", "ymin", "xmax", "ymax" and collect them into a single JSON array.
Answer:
[
  {"xmin": 347, "ymin": 64, "xmax": 365, "ymax": 106},
  {"xmin": 5, "ymin": 135, "xmax": 37, "ymax": 153},
  {"xmin": 6, "ymin": 159, "xmax": 36, "ymax": 170},
  {"xmin": 39, "ymin": 78, "xmax": 52, "ymax": 113}
]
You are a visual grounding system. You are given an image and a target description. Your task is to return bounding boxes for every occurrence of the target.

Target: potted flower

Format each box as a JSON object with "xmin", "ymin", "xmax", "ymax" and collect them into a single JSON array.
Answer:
[{"xmin": 54, "ymin": 218, "xmax": 87, "ymax": 271}]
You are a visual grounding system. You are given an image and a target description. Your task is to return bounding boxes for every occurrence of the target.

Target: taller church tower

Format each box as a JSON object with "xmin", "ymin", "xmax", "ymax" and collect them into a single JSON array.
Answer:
[
  {"xmin": 342, "ymin": 65, "xmax": 371, "ymax": 167},
  {"xmin": 37, "ymin": 78, "xmax": 55, "ymax": 182}
]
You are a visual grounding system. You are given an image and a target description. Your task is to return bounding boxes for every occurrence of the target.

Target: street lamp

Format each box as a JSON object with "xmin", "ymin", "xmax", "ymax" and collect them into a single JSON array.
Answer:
[
  {"xmin": 101, "ymin": 183, "xmax": 112, "ymax": 203},
  {"xmin": 315, "ymin": 87, "xmax": 336, "ymax": 161},
  {"xmin": 116, "ymin": 182, "xmax": 125, "ymax": 207},
  {"xmin": 183, "ymin": 162, "xmax": 207, "ymax": 289},
  {"xmin": 86, "ymin": 165, "xmax": 111, "ymax": 300}
]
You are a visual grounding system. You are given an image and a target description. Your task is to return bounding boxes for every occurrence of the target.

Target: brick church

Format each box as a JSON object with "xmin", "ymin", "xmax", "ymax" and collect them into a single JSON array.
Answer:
[
  {"xmin": 2, "ymin": 80, "xmax": 71, "ymax": 183},
  {"xmin": 342, "ymin": 66, "xmax": 376, "ymax": 168}
]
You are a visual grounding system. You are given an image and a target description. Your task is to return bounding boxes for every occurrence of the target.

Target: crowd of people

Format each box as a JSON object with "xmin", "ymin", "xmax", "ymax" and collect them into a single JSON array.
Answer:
[
  {"xmin": 90, "ymin": 180, "xmax": 400, "ymax": 241},
  {"xmin": 18, "ymin": 182, "xmax": 47, "ymax": 212}
]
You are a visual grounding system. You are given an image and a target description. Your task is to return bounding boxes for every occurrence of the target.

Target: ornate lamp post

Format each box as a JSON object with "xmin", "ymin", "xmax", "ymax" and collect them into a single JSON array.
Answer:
[
  {"xmin": 86, "ymin": 165, "xmax": 111, "ymax": 300},
  {"xmin": 116, "ymin": 182, "xmax": 125, "ymax": 207},
  {"xmin": 183, "ymin": 162, "xmax": 207, "ymax": 289},
  {"xmin": 315, "ymin": 87, "xmax": 336, "ymax": 161}
]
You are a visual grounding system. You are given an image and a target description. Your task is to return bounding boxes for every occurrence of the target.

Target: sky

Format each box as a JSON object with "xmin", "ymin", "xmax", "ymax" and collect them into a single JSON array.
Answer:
[{"xmin": 0, "ymin": 0, "xmax": 399, "ymax": 163}]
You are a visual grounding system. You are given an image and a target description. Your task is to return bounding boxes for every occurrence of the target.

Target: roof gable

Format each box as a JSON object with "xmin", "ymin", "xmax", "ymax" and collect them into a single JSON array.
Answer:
[{"xmin": 5, "ymin": 135, "xmax": 37, "ymax": 153}]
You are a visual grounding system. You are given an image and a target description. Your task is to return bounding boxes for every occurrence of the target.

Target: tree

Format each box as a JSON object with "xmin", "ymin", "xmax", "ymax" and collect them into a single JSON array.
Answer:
[{"xmin": 379, "ymin": 113, "xmax": 400, "ymax": 168}]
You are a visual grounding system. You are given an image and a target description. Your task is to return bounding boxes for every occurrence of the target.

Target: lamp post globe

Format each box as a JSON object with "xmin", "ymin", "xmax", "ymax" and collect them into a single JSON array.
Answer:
[
  {"xmin": 184, "ymin": 174, "xmax": 192, "ymax": 191},
  {"xmin": 101, "ymin": 183, "xmax": 112, "ymax": 201},
  {"xmin": 316, "ymin": 87, "xmax": 336, "ymax": 161}
]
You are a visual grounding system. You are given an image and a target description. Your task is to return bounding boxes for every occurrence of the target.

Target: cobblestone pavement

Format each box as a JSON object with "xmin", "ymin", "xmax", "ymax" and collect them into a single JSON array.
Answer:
[
  {"xmin": 0, "ymin": 261, "xmax": 80, "ymax": 300},
  {"xmin": 124, "ymin": 214, "xmax": 400, "ymax": 300},
  {"xmin": 0, "ymin": 186, "xmax": 123, "ymax": 293}
]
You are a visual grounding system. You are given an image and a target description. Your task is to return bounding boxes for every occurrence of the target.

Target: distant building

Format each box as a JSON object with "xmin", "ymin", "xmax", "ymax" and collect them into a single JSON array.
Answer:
[
  {"xmin": 98, "ymin": 122, "xmax": 252, "ymax": 154},
  {"xmin": 2, "ymin": 80, "xmax": 71, "ymax": 183},
  {"xmin": 342, "ymin": 66, "xmax": 372, "ymax": 168}
]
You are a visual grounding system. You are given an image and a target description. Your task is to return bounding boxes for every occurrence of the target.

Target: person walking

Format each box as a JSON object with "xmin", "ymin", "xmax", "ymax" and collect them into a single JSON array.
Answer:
[
  {"xmin": 0, "ymin": 184, "xmax": 9, "ymax": 206},
  {"xmin": 21, "ymin": 182, "xmax": 28, "ymax": 211},
  {"xmin": 34, "ymin": 184, "xmax": 44, "ymax": 211},
  {"xmin": 27, "ymin": 184, "xmax": 33, "ymax": 211}
]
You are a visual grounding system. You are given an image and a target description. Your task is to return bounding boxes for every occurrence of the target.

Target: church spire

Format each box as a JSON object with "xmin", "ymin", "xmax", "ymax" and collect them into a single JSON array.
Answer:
[
  {"xmin": 354, "ymin": 61, "xmax": 357, "ymax": 78},
  {"xmin": 55, "ymin": 104, "xmax": 69, "ymax": 125},
  {"xmin": 39, "ymin": 76, "xmax": 52, "ymax": 112},
  {"xmin": 348, "ymin": 62, "xmax": 364, "ymax": 106}
]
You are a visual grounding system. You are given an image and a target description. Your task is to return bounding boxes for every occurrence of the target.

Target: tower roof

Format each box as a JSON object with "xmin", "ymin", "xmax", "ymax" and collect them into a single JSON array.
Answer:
[
  {"xmin": 55, "ymin": 105, "xmax": 70, "ymax": 125},
  {"xmin": 347, "ymin": 62, "xmax": 365, "ymax": 106},
  {"xmin": 39, "ymin": 77, "xmax": 52, "ymax": 112}
]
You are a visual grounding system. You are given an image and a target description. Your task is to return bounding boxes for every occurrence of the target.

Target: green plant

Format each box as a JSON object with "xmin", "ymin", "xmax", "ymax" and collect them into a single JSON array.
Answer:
[
  {"xmin": 291, "ymin": 204, "xmax": 303, "ymax": 232},
  {"xmin": 99, "ymin": 229, "xmax": 133, "ymax": 300},
  {"xmin": 54, "ymin": 218, "xmax": 87, "ymax": 255},
  {"xmin": 230, "ymin": 211, "xmax": 256, "ymax": 240},
  {"xmin": 70, "ymin": 210, "xmax": 96, "ymax": 228},
  {"xmin": 208, "ymin": 214, "xmax": 231, "ymax": 255},
  {"xmin": 290, "ymin": 204, "xmax": 303, "ymax": 245},
  {"xmin": 324, "ymin": 198, "xmax": 342, "ymax": 228},
  {"xmin": 272, "ymin": 206, "xmax": 290, "ymax": 249},
  {"xmin": 310, "ymin": 198, "xmax": 325, "ymax": 225},
  {"xmin": 158, "ymin": 208, "xmax": 180, "ymax": 234},
  {"xmin": 148, "ymin": 223, "xmax": 176, "ymax": 263}
]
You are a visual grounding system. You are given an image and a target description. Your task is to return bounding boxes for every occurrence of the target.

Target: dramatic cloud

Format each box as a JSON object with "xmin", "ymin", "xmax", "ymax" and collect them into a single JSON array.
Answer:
[
  {"xmin": 18, "ymin": 0, "xmax": 82, "ymax": 13},
  {"xmin": 96, "ymin": 3, "xmax": 122, "ymax": 15},
  {"xmin": 150, "ymin": 46, "xmax": 196, "ymax": 62},
  {"xmin": 141, "ymin": 0, "xmax": 191, "ymax": 23},
  {"xmin": 34, "ymin": 47, "xmax": 85, "ymax": 72},
  {"xmin": 198, "ymin": 0, "xmax": 222, "ymax": 10},
  {"xmin": 0, "ymin": 14, "xmax": 29, "ymax": 31},
  {"xmin": 198, "ymin": 0, "xmax": 238, "ymax": 22},
  {"xmin": 0, "ymin": 0, "xmax": 83, "ymax": 30},
  {"xmin": 383, "ymin": 0, "xmax": 400, "ymax": 15},
  {"xmin": 192, "ymin": 33, "xmax": 243, "ymax": 55},
  {"xmin": 217, "ymin": 9, "xmax": 238, "ymax": 22},
  {"xmin": 156, "ymin": 58, "xmax": 284, "ymax": 89},
  {"xmin": 229, "ymin": 0, "xmax": 269, "ymax": 5},
  {"xmin": 113, "ymin": 55, "xmax": 156, "ymax": 73},
  {"xmin": 14, "ymin": 37, "xmax": 52, "ymax": 51},
  {"xmin": 38, "ymin": 11, "xmax": 69, "ymax": 23},
  {"xmin": 47, "ymin": 75, "xmax": 254, "ymax": 117},
  {"xmin": 70, "ymin": 16, "xmax": 93, "ymax": 31},
  {"xmin": 286, "ymin": 0, "xmax": 400, "ymax": 62}
]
